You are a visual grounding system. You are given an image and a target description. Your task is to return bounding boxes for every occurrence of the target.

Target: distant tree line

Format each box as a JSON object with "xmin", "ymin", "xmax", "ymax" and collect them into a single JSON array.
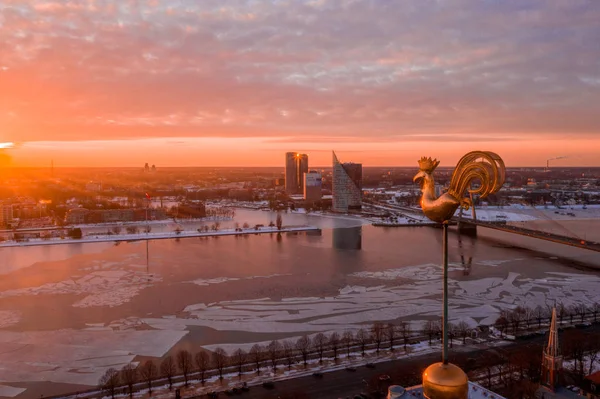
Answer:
[{"xmin": 494, "ymin": 302, "xmax": 600, "ymax": 338}]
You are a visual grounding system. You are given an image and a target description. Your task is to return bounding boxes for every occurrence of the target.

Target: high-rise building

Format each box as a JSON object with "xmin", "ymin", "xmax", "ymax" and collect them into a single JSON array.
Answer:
[
  {"xmin": 332, "ymin": 151, "xmax": 362, "ymax": 212},
  {"xmin": 303, "ymin": 170, "xmax": 322, "ymax": 201},
  {"xmin": 285, "ymin": 152, "xmax": 308, "ymax": 195}
]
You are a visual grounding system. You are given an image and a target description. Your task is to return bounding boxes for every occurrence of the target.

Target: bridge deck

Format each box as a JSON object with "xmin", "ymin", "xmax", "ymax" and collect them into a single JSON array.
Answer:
[{"xmin": 458, "ymin": 219, "xmax": 600, "ymax": 252}]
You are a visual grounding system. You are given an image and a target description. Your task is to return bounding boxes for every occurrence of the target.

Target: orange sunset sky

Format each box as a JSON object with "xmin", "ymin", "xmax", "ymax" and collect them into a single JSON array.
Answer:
[{"xmin": 1, "ymin": 0, "xmax": 599, "ymax": 168}]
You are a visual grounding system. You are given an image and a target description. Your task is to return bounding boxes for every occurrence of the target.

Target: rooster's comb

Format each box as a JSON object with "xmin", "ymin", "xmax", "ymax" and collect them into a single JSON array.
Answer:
[{"xmin": 418, "ymin": 157, "xmax": 440, "ymax": 173}]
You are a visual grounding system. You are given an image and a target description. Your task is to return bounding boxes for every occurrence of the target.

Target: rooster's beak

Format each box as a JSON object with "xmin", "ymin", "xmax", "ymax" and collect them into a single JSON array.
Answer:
[{"xmin": 413, "ymin": 170, "xmax": 426, "ymax": 183}]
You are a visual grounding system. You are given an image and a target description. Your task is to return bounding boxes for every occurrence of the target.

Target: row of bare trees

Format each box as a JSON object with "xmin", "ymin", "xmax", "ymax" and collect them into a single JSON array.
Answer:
[
  {"xmin": 205, "ymin": 207, "xmax": 235, "ymax": 218},
  {"xmin": 420, "ymin": 319, "xmax": 473, "ymax": 346},
  {"xmin": 100, "ymin": 322, "xmax": 423, "ymax": 398},
  {"xmin": 494, "ymin": 302, "xmax": 600, "ymax": 337}
]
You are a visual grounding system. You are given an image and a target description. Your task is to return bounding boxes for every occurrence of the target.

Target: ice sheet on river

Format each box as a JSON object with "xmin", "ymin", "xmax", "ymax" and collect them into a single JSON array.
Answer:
[
  {"xmin": 0, "ymin": 329, "xmax": 186, "ymax": 386},
  {"xmin": 142, "ymin": 268, "xmax": 600, "ymax": 338},
  {"xmin": 0, "ymin": 270, "xmax": 161, "ymax": 308}
]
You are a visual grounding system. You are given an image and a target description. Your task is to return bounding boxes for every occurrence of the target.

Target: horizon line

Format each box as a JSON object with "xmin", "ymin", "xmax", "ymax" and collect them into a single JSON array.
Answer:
[{"xmin": 3, "ymin": 165, "xmax": 599, "ymax": 169}]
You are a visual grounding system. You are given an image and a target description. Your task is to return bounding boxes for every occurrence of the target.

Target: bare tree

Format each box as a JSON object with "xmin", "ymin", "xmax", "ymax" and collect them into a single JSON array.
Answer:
[
  {"xmin": 160, "ymin": 355, "xmax": 176, "ymax": 390},
  {"xmin": 342, "ymin": 330, "xmax": 354, "ymax": 357},
  {"xmin": 212, "ymin": 347, "xmax": 228, "ymax": 380},
  {"xmin": 371, "ymin": 322, "xmax": 385, "ymax": 353},
  {"xmin": 126, "ymin": 226, "xmax": 139, "ymax": 234},
  {"xmin": 121, "ymin": 363, "xmax": 137, "ymax": 398},
  {"xmin": 356, "ymin": 328, "xmax": 369, "ymax": 356},
  {"xmin": 295, "ymin": 336, "xmax": 311, "ymax": 367},
  {"xmin": 329, "ymin": 332, "xmax": 341, "ymax": 361},
  {"xmin": 480, "ymin": 353, "xmax": 498, "ymax": 388},
  {"xmin": 111, "ymin": 226, "xmax": 122, "ymax": 235},
  {"xmin": 313, "ymin": 333, "xmax": 328, "ymax": 363},
  {"xmin": 533, "ymin": 305, "xmax": 547, "ymax": 328},
  {"xmin": 434, "ymin": 318, "xmax": 443, "ymax": 341},
  {"xmin": 563, "ymin": 329, "xmax": 587, "ymax": 382},
  {"xmin": 422, "ymin": 320, "xmax": 436, "ymax": 345},
  {"xmin": 195, "ymin": 351, "xmax": 210, "ymax": 383},
  {"xmin": 524, "ymin": 306, "xmax": 534, "ymax": 329},
  {"xmin": 143, "ymin": 225, "xmax": 152, "ymax": 234},
  {"xmin": 574, "ymin": 303, "xmax": 587, "ymax": 323},
  {"xmin": 495, "ymin": 316, "xmax": 509, "ymax": 338},
  {"xmin": 508, "ymin": 306, "xmax": 526, "ymax": 335},
  {"xmin": 592, "ymin": 303, "xmax": 600, "ymax": 322},
  {"xmin": 99, "ymin": 368, "xmax": 120, "ymax": 399},
  {"xmin": 557, "ymin": 302, "xmax": 566, "ymax": 325},
  {"xmin": 267, "ymin": 340, "xmax": 282, "ymax": 372},
  {"xmin": 447, "ymin": 322, "xmax": 456, "ymax": 348},
  {"xmin": 586, "ymin": 333, "xmax": 600, "ymax": 375},
  {"xmin": 455, "ymin": 321, "xmax": 470, "ymax": 344},
  {"xmin": 249, "ymin": 344, "xmax": 264, "ymax": 374},
  {"xmin": 283, "ymin": 340, "xmax": 296, "ymax": 370},
  {"xmin": 398, "ymin": 321, "xmax": 412, "ymax": 350},
  {"xmin": 176, "ymin": 349, "xmax": 193, "ymax": 386},
  {"xmin": 276, "ymin": 213, "xmax": 283, "ymax": 230},
  {"xmin": 232, "ymin": 348, "xmax": 247, "ymax": 378},
  {"xmin": 138, "ymin": 360, "xmax": 158, "ymax": 394},
  {"xmin": 385, "ymin": 323, "xmax": 397, "ymax": 351}
]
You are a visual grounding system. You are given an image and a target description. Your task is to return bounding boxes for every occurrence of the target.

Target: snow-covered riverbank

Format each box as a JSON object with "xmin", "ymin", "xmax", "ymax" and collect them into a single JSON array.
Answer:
[{"xmin": 0, "ymin": 226, "xmax": 320, "ymax": 248}]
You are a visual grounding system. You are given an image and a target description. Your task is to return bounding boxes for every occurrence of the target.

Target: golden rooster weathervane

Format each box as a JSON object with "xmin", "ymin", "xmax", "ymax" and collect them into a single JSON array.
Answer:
[
  {"xmin": 413, "ymin": 151, "xmax": 505, "ymax": 223},
  {"xmin": 414, "ymin": 151, "xmax": 505, "ymax": 399}
]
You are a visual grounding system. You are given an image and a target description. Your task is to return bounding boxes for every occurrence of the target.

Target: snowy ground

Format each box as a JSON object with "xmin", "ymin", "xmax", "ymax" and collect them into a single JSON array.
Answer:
[{"xmin": 0, "ymin": 226, "xmax": 319, "ymax": 248}]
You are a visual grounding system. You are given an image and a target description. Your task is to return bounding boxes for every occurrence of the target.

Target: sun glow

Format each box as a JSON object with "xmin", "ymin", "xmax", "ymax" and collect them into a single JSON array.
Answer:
[{"xmin": 0, "ymin": 142, "xmax": 15, "ymax": 149}]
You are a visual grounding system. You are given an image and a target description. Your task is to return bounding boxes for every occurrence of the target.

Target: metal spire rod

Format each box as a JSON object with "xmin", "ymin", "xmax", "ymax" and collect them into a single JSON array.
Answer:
[
  {"xmin": 442, "ymin": 221, "xmax": 449, "ymax": 364},
  {"xmin": 413, "ymin": 151, "xmax": 506, "ymax": 367}
]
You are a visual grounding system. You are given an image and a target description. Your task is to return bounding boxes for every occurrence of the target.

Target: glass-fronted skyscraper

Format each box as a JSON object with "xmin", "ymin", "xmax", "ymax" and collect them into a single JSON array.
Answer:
[
  {"xmin": 285, "ymin": 152, "xmax": 309, "ymax": 195},
  {"xmin": 332, "ymin": 151, "xmax": 362, "ymax": 212}
]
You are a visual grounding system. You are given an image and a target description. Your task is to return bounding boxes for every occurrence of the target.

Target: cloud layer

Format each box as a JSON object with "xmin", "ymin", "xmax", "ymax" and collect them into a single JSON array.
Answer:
[{"xmin": 1, "ymin": 0, "xmax": 599, "ymax": 160}]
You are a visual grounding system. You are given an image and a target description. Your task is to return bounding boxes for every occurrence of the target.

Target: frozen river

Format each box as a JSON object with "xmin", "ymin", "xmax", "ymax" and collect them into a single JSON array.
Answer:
[{"xmin": 0, "ymin": 209, "xmax": 599, "ymax": 398}]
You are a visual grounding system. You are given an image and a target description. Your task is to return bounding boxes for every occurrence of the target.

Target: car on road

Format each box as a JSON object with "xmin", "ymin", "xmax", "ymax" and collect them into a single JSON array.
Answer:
[
  {"xmin": 346, "ymin": 366, "xmax": 357, "ymax": 372},
  {"xmin": 262, "ymin": 381, "xmax": 275, "ymax": 389},
  {"xmin": 313, "ymin": 371, "xmax": 324, "ymax": 378},
  {"xmin": 207, "ymin": 392, "xmax": 219, "ymax": 398},
  {"xmin": 379, "ymin": 374, "xmax": 391, "ymax": 382},
  {"xmin": 365, "ymin": 363, "xmax": 376, "ymax": 369}
]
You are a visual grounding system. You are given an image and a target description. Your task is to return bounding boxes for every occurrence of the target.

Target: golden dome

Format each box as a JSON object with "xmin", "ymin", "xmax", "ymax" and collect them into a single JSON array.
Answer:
[{"xmin": 422, "ymin": 362, "xmax": 468, "ymax": 399}]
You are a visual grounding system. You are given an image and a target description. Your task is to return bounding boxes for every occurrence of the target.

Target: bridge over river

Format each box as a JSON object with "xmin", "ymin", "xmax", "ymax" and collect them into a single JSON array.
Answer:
[
  {"xmin": 368, "ymin": 201, "xmax": 600, "ymax": 253},
  {"xmin": 456, "ymin": 219, "xmax": 600, "ymax": 253}
]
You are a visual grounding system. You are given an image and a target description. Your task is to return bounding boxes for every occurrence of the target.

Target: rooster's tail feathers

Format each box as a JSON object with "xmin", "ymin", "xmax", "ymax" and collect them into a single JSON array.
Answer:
[{"xmin": 447, "ymin": 151, "xmax": 505, "ymax": 204}]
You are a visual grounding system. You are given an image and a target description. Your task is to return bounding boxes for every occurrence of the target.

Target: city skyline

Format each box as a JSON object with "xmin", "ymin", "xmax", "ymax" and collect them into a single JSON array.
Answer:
[{"xmin": 2, "ymin": 1, "xmax": 600, "ymax": 167}]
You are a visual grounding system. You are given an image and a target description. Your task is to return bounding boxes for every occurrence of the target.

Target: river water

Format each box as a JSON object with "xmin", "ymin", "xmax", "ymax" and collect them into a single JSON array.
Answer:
[{"xmin": 0, "ymin": 209, "xmax": 599, "ymax": 397}]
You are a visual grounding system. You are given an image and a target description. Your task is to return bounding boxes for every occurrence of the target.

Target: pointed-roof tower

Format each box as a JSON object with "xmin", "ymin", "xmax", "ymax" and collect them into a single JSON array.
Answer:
[{"xmin": 542, "ymin": 307, "xmax": 563, "ymax": 390}]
